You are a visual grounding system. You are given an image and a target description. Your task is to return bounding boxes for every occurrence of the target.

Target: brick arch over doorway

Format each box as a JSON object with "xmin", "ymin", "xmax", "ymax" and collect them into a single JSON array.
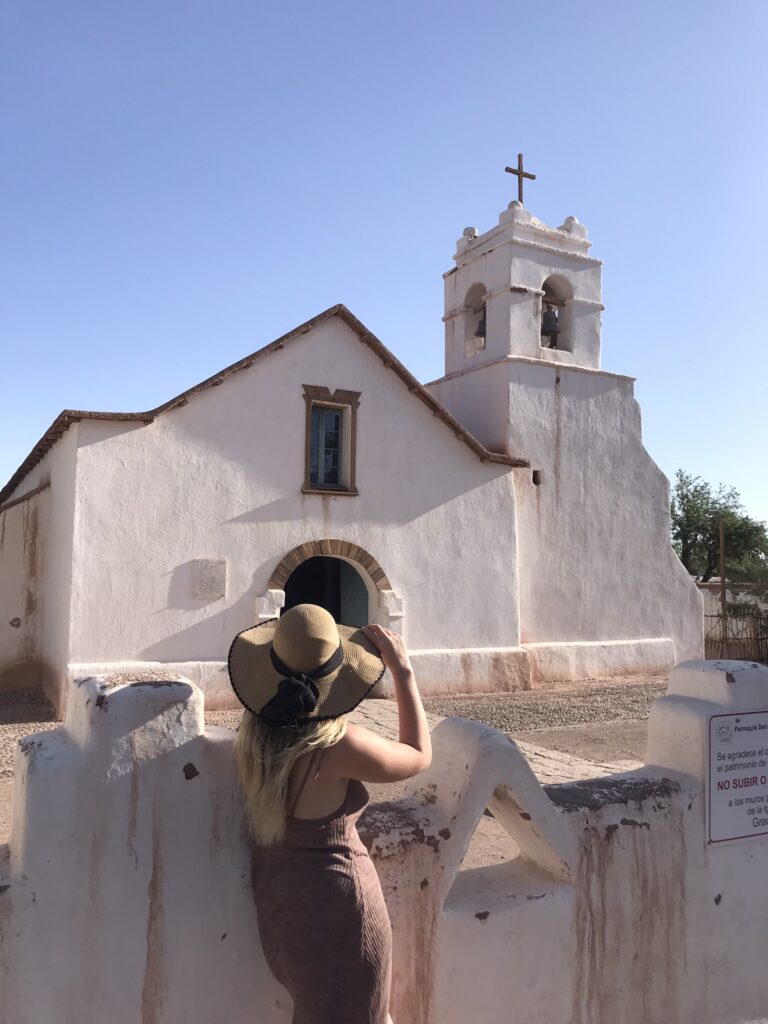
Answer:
[{"xmin": 268, "ymin": 540, "xmax": 392, "ymax": 592}]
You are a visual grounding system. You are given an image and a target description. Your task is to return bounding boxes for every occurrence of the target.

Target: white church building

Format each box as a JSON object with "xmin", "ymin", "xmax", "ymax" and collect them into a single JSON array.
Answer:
[{"xmin": 0, "ymin": 196, "xmax": 703, "ymax": 714}]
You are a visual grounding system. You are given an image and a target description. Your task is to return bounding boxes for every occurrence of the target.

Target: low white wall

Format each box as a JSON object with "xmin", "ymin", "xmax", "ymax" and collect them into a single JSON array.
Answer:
[
  {"xmin": 68, "ymin": 660, "xmax": 236, "ymax": 711},
  {"xmin": 370, "ymin": 660, "xmax": 768, "ymax": 1023},
  {"xmin": 526, "ymin": 637, "xmax": 674, "ymax": 685},
  {"xmin": 407, "ymin": 647, "xmax": 531, "ymax": 695},
  {"xmin": 0, "ymin": 676, "xmax": 279, "ymax": 1024},
  {"xmin": 1, "ymin": 661, "xmax": 767, "ymax": 1023}
]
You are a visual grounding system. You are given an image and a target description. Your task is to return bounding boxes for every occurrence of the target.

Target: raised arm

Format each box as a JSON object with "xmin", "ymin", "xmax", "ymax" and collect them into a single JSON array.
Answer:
[{"xmin": 325, "ymin": 625, "xmax": 432, "ymax": 784}]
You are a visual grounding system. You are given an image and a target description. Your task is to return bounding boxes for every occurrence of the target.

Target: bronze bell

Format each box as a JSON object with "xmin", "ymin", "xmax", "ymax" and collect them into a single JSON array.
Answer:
[
  {"xmin": 474, "ymin": 310, "xmax": 486, "ymax": 338},
  {"xmin": 541, "ymin": 306, "xmax": 560, "ymax": 337}
]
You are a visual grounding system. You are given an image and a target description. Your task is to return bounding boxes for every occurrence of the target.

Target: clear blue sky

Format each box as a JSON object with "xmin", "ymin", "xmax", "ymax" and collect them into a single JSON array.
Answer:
[{"xmin": 2, "ymin": 1, "xmax": 766, "ymax": 522}]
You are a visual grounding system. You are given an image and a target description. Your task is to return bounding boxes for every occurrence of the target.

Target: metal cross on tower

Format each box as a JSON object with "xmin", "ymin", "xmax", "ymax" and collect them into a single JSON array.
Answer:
[{"xmin": 505, "ymin": 153, "xmax": 536, "ymax": 205}]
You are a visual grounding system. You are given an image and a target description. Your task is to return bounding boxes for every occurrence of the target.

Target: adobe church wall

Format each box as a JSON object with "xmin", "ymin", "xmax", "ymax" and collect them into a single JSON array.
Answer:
[
  {"xmin": 38, "ymin": 429, "xmax": 81, "ymax": 710},
  {"xmin": 0, "ymin": 429, "xmax": 84, "ymax": 711},
  {"xmin": 508, "ymin": 360, "xmax": 703, "ymax": 666},
  {"xmin": 63, "ymin": 319, "xmax": 522, "ymax": 706},
  {"xmin": 433, "ymin": 357, "xmax": 703, "ymax": 677},
  {"xmin": 427, "ymin": 360, "xmax": 510, "ymax": 456},
  {"xmin": 0, "ymin": 487, "xmax": 47, "ymax": 692},
  {"xmin": 1, "ymin": 661, "xmax": 766, "ymax": 1023}
]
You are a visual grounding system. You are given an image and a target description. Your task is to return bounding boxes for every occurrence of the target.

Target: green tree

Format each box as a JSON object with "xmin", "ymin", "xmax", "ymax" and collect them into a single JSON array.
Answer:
[{"xmin": 670, "ymin": 470, "xmax": 768, "ymax": 583}]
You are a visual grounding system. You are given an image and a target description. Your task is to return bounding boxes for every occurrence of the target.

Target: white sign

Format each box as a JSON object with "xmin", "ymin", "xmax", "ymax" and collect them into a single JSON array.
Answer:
[
  {"xmin": 709, "ymin": 711, "xmax": 768, "ymax": 843},
  {"xmin": 192, "ymin": 559, "xmax": 227, "ymax": 601}
]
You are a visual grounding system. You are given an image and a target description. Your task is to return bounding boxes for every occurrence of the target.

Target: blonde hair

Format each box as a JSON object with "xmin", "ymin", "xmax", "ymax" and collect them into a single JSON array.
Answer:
[{"xmin": 235, "ymin": 711, "xmax": 348, "ymax": 846}]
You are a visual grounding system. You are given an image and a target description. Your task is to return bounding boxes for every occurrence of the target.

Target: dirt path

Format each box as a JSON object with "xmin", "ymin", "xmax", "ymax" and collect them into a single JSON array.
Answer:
[{"xmin": 510, "ymin": 719, "xmax": 649, "ymax": 763}]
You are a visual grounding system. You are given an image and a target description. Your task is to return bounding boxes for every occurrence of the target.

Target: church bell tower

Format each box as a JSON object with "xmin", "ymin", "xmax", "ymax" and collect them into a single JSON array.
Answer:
[{"xmin": 442, "ymin": 175, "xmax": 604, "ymax": 376}]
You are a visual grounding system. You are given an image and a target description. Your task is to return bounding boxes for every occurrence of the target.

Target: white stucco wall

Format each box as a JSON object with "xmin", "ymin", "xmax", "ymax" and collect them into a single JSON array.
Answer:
[
  {"xmin": 2, "ymin": 661, "xmax": 766, "ymax": 1023},
  {"xmin": 508, "ymin": 361, "xmax": 702, "ymax": 661},
  {"xmin": 64, "ymin": 317, "xmax": 521, "ymax": 704},
  {"xmin": 38, "ymin": 430, "xmax": 80, "ymax": 707},
  {"xmin": 0, "ymin": 428, "xmax": 84, "ymax": 704},
  {"xmin": 429, "ymin": 357, "xmax": 703, "ymax": 671}
]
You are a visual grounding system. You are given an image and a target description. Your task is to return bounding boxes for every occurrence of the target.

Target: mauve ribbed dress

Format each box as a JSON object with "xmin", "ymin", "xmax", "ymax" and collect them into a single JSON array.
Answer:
[{"xmin": 250, "ymin": 777, "xmax": 393, "ymax": 1024}]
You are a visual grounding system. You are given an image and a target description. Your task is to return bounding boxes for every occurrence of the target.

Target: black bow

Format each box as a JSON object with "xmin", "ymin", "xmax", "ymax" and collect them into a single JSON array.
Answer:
[
  {"xmin": 260, "ymin": 675, "xmax": 320, "ymax": 727},
  {"xmin": 260, "ymin": 643, "xmax": 344, "ymax": 727}
]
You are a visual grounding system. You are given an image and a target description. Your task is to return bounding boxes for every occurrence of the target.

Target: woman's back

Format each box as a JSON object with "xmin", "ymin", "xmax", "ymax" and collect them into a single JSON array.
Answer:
[
  {"xmin": 286, "ymin": 748, "xmax": 350, "ymax": 821},
  {"xmin": 286, "ymin": 717, "xmax": 423, "ymax": 822}
]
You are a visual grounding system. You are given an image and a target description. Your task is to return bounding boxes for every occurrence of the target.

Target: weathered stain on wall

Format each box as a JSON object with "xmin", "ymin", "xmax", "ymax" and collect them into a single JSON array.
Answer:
[
  {"xmin": 360, "ymin": 798, "xmax": 442, "ymax": 1024},
  {"xmin": 567, "ymin": 807, "xmax": 688, "ymax": 1023},
  {"xmin": 141, "ymin": 801, "xmax": 167, "ymax": 1024},
  {"xmin": 21, "ymin": 502, "xmax": 40, "ymax": 661}
]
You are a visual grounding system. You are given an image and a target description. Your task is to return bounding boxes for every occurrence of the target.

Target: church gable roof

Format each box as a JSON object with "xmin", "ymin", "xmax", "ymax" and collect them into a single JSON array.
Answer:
[{"xmin": 0, "ymin": 305, "xmax": 528, "ymax": 506}]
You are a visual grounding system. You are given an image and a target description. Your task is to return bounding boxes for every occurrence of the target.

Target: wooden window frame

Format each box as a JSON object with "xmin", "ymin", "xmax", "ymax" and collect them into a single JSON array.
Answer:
[{"xmin": 302, "ymin": 386, "xmax": 360, "ymax": 496}]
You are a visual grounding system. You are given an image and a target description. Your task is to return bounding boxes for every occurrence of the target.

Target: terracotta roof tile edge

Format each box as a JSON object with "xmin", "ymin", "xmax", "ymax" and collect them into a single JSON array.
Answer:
[
  {"xmin": 0, "ymin": 409, "xmax": 155, "ymax": 505},
  {"xmin": 0, "ymin": 304, "xmax": 528, "ymax": 504}
]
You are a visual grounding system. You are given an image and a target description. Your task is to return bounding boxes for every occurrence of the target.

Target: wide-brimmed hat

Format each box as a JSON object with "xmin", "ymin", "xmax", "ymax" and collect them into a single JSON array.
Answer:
[{"xmin": 227, "ymin": 604, "xmax": 385, "ymax": 727}]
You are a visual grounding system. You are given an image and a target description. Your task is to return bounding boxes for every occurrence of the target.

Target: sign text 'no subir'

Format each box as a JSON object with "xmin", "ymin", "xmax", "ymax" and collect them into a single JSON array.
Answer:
[{"xmin": 709, "ymin": 711, "xmax": 768, "ymax": 843}]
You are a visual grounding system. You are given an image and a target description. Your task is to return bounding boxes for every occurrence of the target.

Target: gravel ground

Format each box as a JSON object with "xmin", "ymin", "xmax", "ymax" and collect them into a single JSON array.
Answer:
[
  {"xmin": 0, "ymin": 691, "xmax": 59, "ymax": 780},
  {"xmin": 173, "ymin": 677, "xmax": 669, "ymax": 740},
  {"xmin": 206, "ymin": 709, "xmax": 248, "ymax": 732},
  {"xmin": 423, "ymin": 677, "xmax": 666, "ymax": 733}
]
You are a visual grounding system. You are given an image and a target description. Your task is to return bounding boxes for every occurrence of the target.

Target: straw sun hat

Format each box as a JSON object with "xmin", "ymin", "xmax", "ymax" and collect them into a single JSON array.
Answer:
[{"xmin": 227, "ymin": 604, "xmax": 385, "ymax": 727}]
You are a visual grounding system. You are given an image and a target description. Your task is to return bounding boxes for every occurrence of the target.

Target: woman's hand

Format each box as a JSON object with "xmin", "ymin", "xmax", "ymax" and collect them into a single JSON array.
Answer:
[{"xmin": 361, "ymin": 624, "xmax": 412, "ymax": 679}]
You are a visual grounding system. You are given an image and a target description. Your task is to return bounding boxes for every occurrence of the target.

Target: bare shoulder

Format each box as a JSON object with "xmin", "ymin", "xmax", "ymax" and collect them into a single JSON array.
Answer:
[
  {"xmin": 343, "ymin": 721, "xmax": 379, "ymax": 745},
  {"xmin": 324, "ymin": 721, "xmax": 429, "ymax": 784},
  {"xmin": 324, "ymin": 722, "xmax": 379, "ymax": 765}
]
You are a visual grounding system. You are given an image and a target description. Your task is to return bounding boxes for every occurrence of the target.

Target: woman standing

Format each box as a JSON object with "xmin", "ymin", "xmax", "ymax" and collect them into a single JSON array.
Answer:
[{"xmin": 228, "ymin": 603, "xmax": 432, "ymax": 1024}]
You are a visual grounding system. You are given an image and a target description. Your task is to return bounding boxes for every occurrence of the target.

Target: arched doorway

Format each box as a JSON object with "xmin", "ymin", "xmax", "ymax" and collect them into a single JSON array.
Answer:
[{"xmin": 282, "ymin": 556, "xmax": 369, "ymax": 627}]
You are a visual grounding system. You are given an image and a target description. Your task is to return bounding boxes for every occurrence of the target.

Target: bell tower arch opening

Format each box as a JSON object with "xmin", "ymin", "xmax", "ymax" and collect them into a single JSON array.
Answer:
[
  {"xmin": 442, "ymin": 201, "xmax": 602, "ymax": 373},
  {"xmin": 282, "ymin": 556, "xmax": 369, "ymax": 627},
  {"xmin": 540, "ymin": 275, "xmax": 573, "ymax": 352},
  {"xmin": 464, "ymin": 283, "xmax": 487, "ymax": 358}
]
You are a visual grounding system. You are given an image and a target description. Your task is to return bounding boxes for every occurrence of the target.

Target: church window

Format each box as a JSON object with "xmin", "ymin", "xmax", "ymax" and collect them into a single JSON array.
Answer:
[
  {"xmin": 540, "ymin": 276, "xmax": 572, "ymax": 351},
  {"xmin": 310, "ymin": 407, "xmax": 342, "ymax": 487},
  {"xmin": 302, "ymin": 386, "xmax": 360, "ymax": 495},
  {"xmin": 464, "ymin": 283, "xmax": 487, "ymax": 357}
]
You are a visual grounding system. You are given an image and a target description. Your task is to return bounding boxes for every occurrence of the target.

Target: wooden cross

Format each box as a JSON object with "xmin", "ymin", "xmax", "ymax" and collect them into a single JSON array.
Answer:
[{"xmin": 505, "ymin": 153, "xmax": 536, "ymax": 205}]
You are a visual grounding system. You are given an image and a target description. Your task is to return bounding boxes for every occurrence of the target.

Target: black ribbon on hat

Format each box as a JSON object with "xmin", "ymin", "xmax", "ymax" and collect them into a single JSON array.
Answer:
[{"xmin": 260, "ymin": 643, "xmax": 345, "ymax": 727}]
